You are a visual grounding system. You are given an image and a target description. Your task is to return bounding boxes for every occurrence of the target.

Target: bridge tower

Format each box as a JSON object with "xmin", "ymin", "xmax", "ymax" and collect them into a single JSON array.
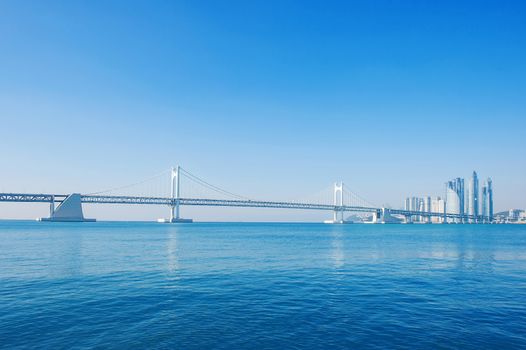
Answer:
[
  {"xmin": 334, "ymin": 182, "xmax": 344, "ymax": 222},
  {"xmin": 158, "ymin": 166, "xmax": 193, "ymax": 223},
  {"xmin": 324, "ymin": 182, "xmax": 347, "ymax": 224},
  {"xmin": 170, "ymin": 166, "xmax": 180, "ymax": 221}
]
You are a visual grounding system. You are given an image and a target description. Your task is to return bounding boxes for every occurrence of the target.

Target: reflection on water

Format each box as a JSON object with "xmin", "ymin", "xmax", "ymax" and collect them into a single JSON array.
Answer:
[
  {"xmin": 1, "ymin": 222, "xmax": 524, "ymax": 279},
  {"xmin": 330, "ymin": 227, "xmax": 345, "ymax": 268},
  {"xmin": 166, "ymin": 228, "xmax": 179, "ymax": 272},
  {"xmin": 55, "ymin": 230, "xmax": 83, "ymax": 277}
]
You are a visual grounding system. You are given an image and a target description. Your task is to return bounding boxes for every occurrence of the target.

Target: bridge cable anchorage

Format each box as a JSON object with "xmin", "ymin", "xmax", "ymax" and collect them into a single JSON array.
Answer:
[
  {"xmin": 179, "ymin": 168, "xmax": 253, "ymax": 201},
  {"xmin": 85, "ymin": 169, "xmax": 172, "ymax": 196}
]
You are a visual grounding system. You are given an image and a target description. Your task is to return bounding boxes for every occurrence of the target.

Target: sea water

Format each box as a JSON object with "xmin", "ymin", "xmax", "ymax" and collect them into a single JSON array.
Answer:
[{"xmin": 1, "ymin": 221, "xmax": 525, "ymax": 349}]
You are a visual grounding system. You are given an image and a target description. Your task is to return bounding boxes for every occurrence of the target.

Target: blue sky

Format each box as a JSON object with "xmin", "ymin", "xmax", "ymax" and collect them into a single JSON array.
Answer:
[{"xmin": 1, "ymin": 0, "xmax": 525, "ymax": 221}]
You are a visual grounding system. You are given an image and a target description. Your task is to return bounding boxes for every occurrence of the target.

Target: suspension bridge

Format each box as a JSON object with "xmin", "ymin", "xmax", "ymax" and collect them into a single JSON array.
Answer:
[{"xmin": 0, "ymin": 166, "xmax": 483, "ymax": 223}]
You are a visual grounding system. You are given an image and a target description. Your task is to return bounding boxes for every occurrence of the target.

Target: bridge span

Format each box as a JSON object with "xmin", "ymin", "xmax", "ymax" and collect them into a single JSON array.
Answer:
[
  {"xmin": 0, "ymin": 166, "xmax": 487, "ymax": 223},
  {"xmin": 0, "ymin": 192, "xmax": 380, "ymax": 223}
]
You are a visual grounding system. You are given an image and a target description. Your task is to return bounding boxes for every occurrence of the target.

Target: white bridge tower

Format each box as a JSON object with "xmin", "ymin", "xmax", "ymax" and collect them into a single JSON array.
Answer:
[
  {"xmin": 324, "ymin": 182, "xmax": 348, "ymax": 224},
  {"xmin": 158, "ymin": 166, "xmax": 193, "ymax": 223}
]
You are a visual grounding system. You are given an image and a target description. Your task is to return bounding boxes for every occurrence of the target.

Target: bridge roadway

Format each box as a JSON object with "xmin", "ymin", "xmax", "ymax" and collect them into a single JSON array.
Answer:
[
  {"xmin": 0, "ymin": 192, "xmax": 484, "ymax": 222},
  {"xmin": 0, "ymin": 193, "xmax": 378, "ymax": 213}
]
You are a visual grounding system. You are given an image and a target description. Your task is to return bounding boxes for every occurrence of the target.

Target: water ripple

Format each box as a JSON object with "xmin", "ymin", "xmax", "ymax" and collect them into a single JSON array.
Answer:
[{"xmin": 1, "ymin": 222, "xmax": 525, "ymax": 349}]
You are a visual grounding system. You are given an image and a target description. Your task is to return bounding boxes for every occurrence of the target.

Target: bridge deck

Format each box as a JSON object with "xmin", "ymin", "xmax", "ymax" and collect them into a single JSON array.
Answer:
[{"xmin": 0, "ymin": 192, "xmax": 482, "ymax": 220}]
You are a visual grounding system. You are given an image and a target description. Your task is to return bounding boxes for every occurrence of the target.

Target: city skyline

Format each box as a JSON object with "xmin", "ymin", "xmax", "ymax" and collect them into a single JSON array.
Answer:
[
  {"xmin": 0, "ymin": 165, "xmax": 509, "ymax": 223},
  {"xmin": 1, "ymin": 1, "xmax": 525, "ymax": 221},
  {"xmin": 404, "ymin": 170, "xmax": 494, "ymax": 223}
]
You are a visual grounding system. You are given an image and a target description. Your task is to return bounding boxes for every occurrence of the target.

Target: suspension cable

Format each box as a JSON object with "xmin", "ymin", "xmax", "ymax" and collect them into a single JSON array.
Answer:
[
  {"xmin": 179, "ymin": 168, "xmax": 252, "ymax": 200},
  {"xmin": 343, "ymin": 188, "xmax": 376, "ymax": 208},
  {"xmin": 86, "ymin": 169, "xmax": 171, "ymax": 195}
]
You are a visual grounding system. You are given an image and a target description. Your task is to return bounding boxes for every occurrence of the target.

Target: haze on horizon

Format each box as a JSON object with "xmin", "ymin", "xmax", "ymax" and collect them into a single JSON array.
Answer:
[{"xmin": 1, "ymin": 0, "xmax": 525, "ymax": 221}]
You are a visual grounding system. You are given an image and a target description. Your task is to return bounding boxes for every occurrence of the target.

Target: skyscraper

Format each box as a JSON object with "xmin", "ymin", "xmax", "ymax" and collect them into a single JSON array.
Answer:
[
  {"xmin": 445, "ymin": 178, "xmax": 465, "ymax": 222},
  {"xmin": 482, "ymin": 182, "xmax": 488, "ymax": 221},
  {"xmin": 446, "ymin": 182, "xmax": 461, "ymax": 222},
  {"xmin": 456, "ymin": 178, "xmax": 465, "ymax": 216},
  {"xmin": 467, "ymin": 171, "xmax": 479, "ymax": 219},
  {"xmin": 487, "ymin": 178, "xmax": 493, "ymax": 222}
]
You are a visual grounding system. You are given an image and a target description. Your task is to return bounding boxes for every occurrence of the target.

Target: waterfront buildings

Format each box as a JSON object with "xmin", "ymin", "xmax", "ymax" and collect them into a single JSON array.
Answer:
[
  {"xmin": 404, "ymin": 197, "xmax": 420, "ymax": 212},
  {"xmin": 403, "ymin": 171, "xmax": 493, "ymax": 223},
  {"xmin": 402, "ymin": 196, "xmax": 435, "ymax": 223},
  {"xmin": 494, "ymin": 209, "xmax": 525, "ymax": 223},
  {"xmin": 431, "ymin": 197, "xmax": 445, "ymax": 223}
]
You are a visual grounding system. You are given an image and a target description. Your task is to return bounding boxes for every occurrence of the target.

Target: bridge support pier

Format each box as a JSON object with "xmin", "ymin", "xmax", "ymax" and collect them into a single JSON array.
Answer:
[
  {"xmin": 324, "ymin": 208, "xmax": 347, "ymax": 224},
  {"xmin": 160, "ymin": 200, "xmax": 192, "ymax": 223},
  {"xmin": 372, "ymin": 208, "xmax": 399, "ymax": 224},
  {"xmin": 38, "ymin": 193, "xmax": 95, "ymax": 222},
  {"xmin": 50, "ymin": 195, "xmax": 55, "ymax": 217}
]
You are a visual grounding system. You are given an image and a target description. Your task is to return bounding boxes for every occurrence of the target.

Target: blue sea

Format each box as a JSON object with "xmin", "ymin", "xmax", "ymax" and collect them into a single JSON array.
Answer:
[{"xmin": 1, "ymin": 221, "xmax": 525, "ymax": 349}]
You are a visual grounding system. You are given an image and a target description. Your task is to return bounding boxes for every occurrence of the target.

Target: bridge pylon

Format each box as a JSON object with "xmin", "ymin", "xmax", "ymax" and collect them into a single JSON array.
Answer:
[
  {"xmin": 158, "ymin": 166, "xmax": 193, "ymax": 223},
  {"xmin": 324, "ymin": 182, "xmax": 350, "ymax": 224}
]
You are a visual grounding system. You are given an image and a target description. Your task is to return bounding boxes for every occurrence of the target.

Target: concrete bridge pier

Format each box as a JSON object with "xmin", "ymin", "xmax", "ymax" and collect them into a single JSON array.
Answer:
[
  {"xmin": 372, "ymin": 208, "xmax": 399, "ymax": 224},
  {"xmin": 38, "ymin": 193, "xmax": 95, "ymax": 222}
]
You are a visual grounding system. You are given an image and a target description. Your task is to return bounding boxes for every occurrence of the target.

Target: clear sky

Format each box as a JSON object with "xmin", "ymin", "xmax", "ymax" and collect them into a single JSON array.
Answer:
[{"xmin": 1, "ymin": 0, "xmax": 525, "ymax": 221}]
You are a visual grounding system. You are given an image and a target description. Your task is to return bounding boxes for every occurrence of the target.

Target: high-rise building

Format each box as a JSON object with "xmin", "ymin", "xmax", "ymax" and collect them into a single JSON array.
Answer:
[
  {"xmin": 482, "ymin": 182, "xmax": 488, "ymax": 220},
  {"xmin": 456, "ymin": 178, "xmax": 465, "ymax": 216},
  {"xmin": 423, "ymin": 196, "xmax": 431, "ymax": 223},
  {"xmin": 408, "ymin": 197, "xmax": 420, "ymax": 220},
  {"xmin": 482, "ymin": 178, "xmax": 494, "ymax": 222},
  {"xmin": 445, "ymin": 179, "xmax": 464, "ymax": 213},
  {"xmin": 445, "ymin": 178, "xmax": 465, "ymax": 222},
  {"xmin": 424, "ymin": 196, "xmax": 431, "ymax": 213},
  {"xmin": 487, "ymin": 178, "xmax": 493, "ymax": 221},
  {"xmin": 403, "ymin": 196, "xmax": 430, "ymax": 222},
  {"xmin": 467, "ymin": 171, "xmax": 479, "ymax": 219},
  {"xmin": 446, "ymin": 182, "xmax": 461, "ymax": 222},
  {"xmin": 411, "ymin": 197, "xmax": 419, "ymax": 212},
  {"xmin": 474, "ymin": 172, "xmax": 479, "ymax": 217},
  {"xmin": 431, "ymin": 197, "xmax": 445, "ymax": 223}
]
